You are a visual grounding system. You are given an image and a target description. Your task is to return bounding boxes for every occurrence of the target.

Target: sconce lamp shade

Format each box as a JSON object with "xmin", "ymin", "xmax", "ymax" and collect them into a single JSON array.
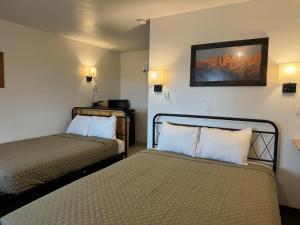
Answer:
[
  {"xmin": 279, "ymin": 63, "xmax": 300, "ymax": 84},
  {"xmin": 89, "ymin": 67, "xmax": 97, "ymax": 77},
  {"xmin": 148, "ymin": 70, "xmax": 165, "ymax": 85}
]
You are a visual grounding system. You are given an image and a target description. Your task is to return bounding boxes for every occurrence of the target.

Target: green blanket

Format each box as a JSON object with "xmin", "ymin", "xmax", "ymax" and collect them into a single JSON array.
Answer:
[
  {"xmin": 0, "ymin": 133, "xmax": 118, "ymax": 195},
  {"xmin": 1, "ymin": 150, "xmax": 280, "ymax": 225}
]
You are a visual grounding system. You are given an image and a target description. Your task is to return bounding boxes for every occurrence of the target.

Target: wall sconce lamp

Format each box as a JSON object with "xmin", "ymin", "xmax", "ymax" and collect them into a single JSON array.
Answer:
[
  {"xmin": 86, "ymin": 66, "xmax": 96, "ymax": 83},
  {"xmin": 148, "ymin": 70, "xmax": 165, "ymax": 92},
  {"xmin": 279, "ymin": 63, "xmax": 300, "ymax": 93}
]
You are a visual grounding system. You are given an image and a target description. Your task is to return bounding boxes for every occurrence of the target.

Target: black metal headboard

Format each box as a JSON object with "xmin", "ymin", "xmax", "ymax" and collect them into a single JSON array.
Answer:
[{"xmin": 153, "ymin": 113, "xmax": 279, "ymax": 173}]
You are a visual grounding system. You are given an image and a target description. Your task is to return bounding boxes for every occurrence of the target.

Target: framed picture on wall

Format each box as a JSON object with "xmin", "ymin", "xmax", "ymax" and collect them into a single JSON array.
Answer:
[
  {"xmin": 190, "ymin": 38, "xmax": 269, "ymax": 86},
  {"xmin": 0, "ymin": 52, "xmax": 4, "ymax": 88}
]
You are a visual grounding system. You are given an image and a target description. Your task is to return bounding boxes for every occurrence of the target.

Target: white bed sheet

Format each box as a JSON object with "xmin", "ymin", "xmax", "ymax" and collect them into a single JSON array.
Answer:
[
  {"xmin": 116, "ymin": 138, "xmax": 125, "ymax": 154},
  {"xmin": 248, "ymin": 161, "xmax": 273, "ymax": 171}
]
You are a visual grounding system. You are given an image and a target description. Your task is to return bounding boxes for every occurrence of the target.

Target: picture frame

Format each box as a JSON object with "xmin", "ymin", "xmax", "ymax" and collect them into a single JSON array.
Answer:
[
  {"xmin": 190, "ymin": 38, "xmax": 269, "ymax": 86},
  {"xmin": 0, "ymin": 52, "xmax": 3, "ymax": 88}
]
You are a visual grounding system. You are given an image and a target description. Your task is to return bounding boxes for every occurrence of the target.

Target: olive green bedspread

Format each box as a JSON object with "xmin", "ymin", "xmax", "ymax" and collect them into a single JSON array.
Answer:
[
  {"xmin": 0, "ymin": 134, "xmax": 118, "ymax": 195},
  {"xmin": 1, "ymin": 150, "xmax": 280, "ymax": 225}
]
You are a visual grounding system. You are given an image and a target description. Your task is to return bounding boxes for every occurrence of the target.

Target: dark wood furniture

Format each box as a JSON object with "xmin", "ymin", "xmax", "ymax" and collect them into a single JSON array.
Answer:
[
  {"xmin": 93, "ymin": 100, "xmax": 136, "ymax": 146},
  {"xmin": 107, "ymin": 99, "xmax": 135, "ymax": 146}
]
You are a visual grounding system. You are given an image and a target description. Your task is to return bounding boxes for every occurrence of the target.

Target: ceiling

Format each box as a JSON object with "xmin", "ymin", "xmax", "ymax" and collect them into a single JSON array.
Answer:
[{"xmin": 0, "ymin": 0, "xmax": 251, "ymax": 51}]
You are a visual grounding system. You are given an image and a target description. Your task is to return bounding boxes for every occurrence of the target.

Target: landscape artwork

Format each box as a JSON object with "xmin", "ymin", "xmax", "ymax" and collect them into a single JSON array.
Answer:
[{"xmin": 190, "ymin": 38, "xmax": 268, "ymax": 86}]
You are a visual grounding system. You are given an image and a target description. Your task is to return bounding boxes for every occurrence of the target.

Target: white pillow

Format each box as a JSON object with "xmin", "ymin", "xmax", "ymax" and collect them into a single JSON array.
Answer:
[
  {"xmin": 66, "ymin": 115, "xmax": 92, "ymax": 136},
  {"xmin": 88, "ymin": 116, "xmax": 117, "ymax": 139},
  {"xmin": 195, "ymin": 127, "xmax": 252, "ymax": 165},
  {"xmin": 157, "ymin": 122, "xmax": 199, "ymax": 157}
]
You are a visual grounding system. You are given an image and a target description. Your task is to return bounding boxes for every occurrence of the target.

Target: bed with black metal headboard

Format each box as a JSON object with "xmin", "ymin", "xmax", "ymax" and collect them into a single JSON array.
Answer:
[{"xmin": 153, "ymin": 113, "xmax": 279, "ymax": 173}]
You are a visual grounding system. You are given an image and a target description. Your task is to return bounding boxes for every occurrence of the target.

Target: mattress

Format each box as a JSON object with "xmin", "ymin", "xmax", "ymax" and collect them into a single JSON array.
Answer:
[
  {"xmin": 0, "ymin": 133, "xmax": 119, "ymax": 195},
  {"xmin": 0, "ymin": 150, "xmax": 281, "ymax": 225}
]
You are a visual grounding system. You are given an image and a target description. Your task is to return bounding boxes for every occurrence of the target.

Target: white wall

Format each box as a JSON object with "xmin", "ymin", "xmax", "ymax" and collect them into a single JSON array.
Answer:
[
  {"xmin": 121, "ymin": 51, "xmax": 149, "ymax": 143},
  {"xmin": 148, "ymin": 0, "xmax": 300, "ymax": 208},
  {"xmin": 0, "ymin": 19, "xmax": 120, "ymax": 143}
]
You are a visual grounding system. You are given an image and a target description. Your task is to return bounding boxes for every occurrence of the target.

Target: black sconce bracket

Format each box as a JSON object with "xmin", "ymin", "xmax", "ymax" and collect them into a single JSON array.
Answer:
[
  {"xmin": 282, "ymin": 83, "xmax": 296, "ymax": 93},
  {"xmin": 86, "ymin": 76, "xmax": 93, "ymax": 83},
  {"xmin": 154, "ymin": 84, "xmax": 163, "ymax": 92}
]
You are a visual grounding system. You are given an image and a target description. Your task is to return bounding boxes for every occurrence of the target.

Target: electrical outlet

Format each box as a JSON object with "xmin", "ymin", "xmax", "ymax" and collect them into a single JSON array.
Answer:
[{"xmin": 296, "ymin": 106, "xmax": 300, "ymax": 115}]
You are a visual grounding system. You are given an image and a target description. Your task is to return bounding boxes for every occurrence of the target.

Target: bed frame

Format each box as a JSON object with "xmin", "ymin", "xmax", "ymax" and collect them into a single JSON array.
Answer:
[
  {"xmin": 153, "ymin": 113, "xmax": 279, "ymax": 173},
  {"xmin": 0, "ymin": 107, "xmax": 129, "ymax": 216}
]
